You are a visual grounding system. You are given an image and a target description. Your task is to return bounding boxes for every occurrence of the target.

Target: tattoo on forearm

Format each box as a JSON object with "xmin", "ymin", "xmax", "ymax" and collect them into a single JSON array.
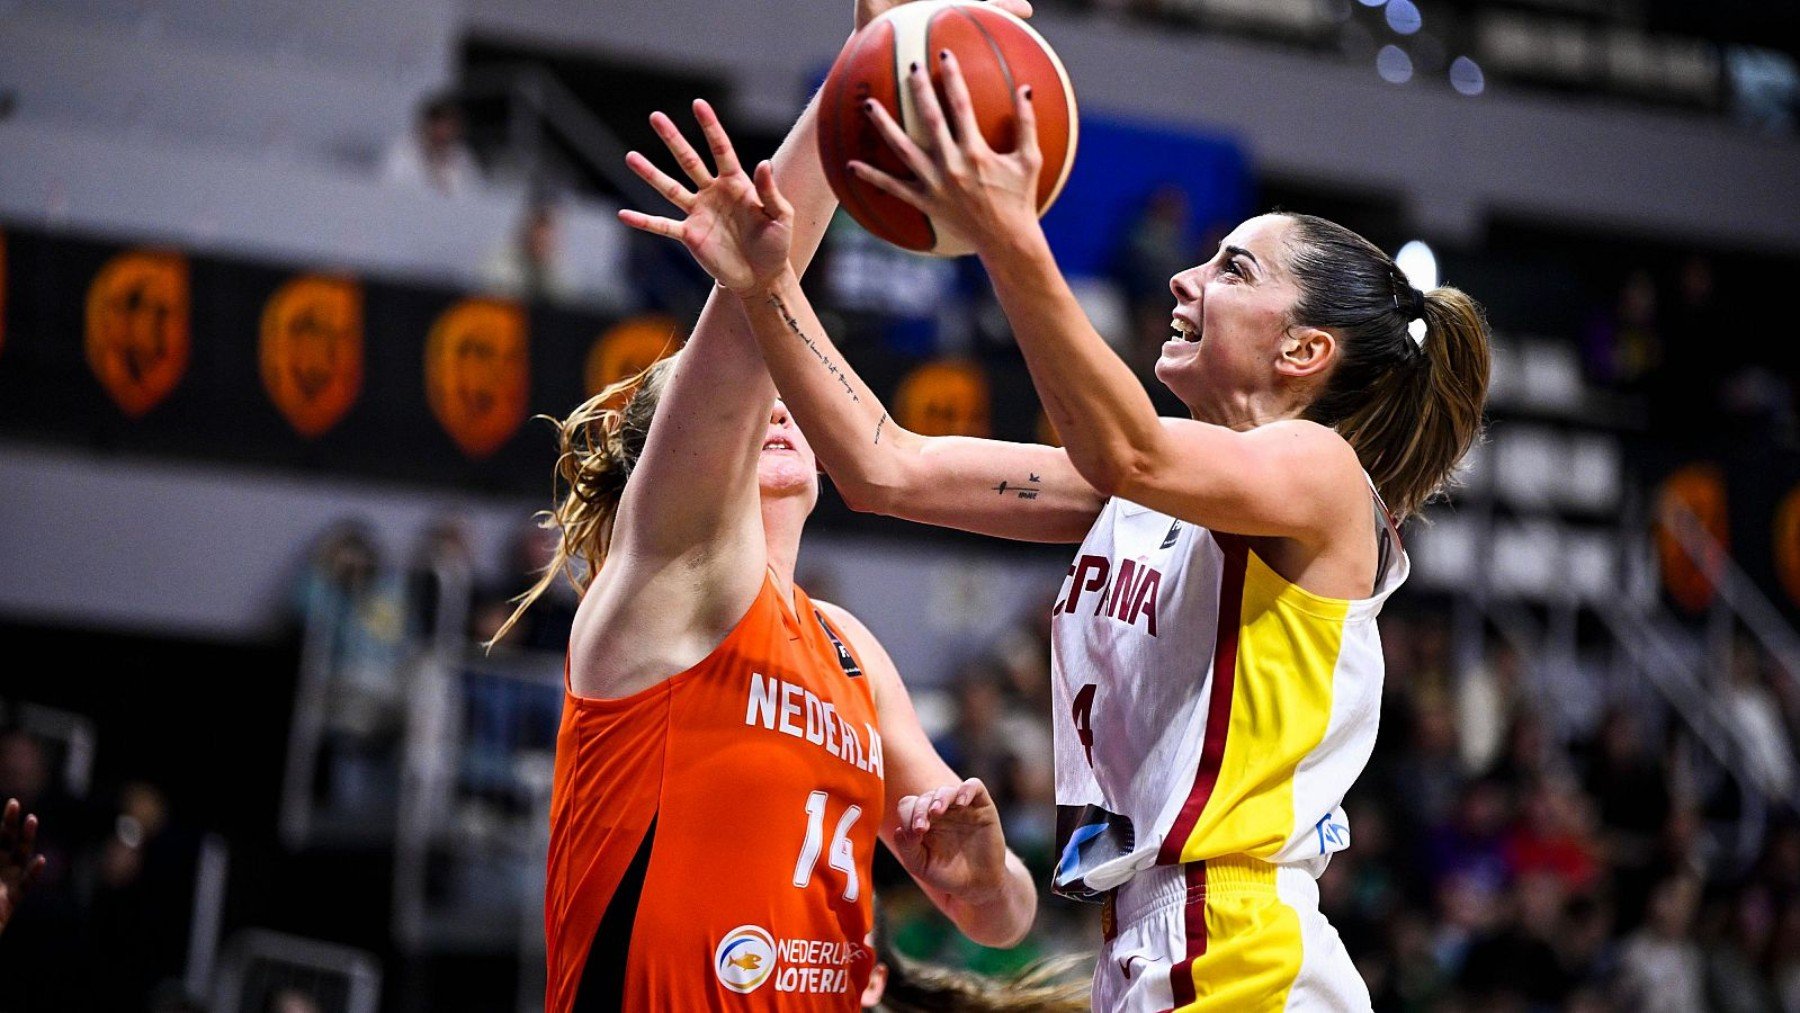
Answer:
[
  {"xmin": 992, "ymin": 473, "xmax": 1043, "ymax": 500},
  {"xmin": 874, "ymin": 412, "xmax": 888, "ymax": 445},
  {"xmin": 766, "ymin": 294, "xmax": 860, "ymax": 404}
]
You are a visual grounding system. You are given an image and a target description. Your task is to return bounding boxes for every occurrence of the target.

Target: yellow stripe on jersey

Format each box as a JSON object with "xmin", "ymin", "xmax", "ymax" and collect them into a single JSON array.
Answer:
[{"xmin": 1172, "ymin": 549, "xmax": 1349, "ymax": 863}]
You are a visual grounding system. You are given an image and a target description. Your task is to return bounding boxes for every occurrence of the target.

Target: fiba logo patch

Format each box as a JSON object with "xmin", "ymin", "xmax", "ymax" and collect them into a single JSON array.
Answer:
[{"xmin": 713, "ymin": 925, "xmax": 776, "ymax": 994}]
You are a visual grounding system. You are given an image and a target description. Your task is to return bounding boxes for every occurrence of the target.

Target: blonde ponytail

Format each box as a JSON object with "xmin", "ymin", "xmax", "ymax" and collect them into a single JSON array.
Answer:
[{"xmin": 486, "ymin": 355, "xmax": 677, "ymax": 648}]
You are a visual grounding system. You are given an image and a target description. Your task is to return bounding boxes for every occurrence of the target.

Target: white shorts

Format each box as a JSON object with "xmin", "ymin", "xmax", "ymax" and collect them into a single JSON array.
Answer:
[{"xmin": 1090, "ymin": 856, "xmax": 1371, "ymax": 1012}]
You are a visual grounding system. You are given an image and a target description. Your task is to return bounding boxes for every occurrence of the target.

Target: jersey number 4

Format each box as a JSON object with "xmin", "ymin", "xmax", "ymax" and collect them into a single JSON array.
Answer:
[
  {"xmin": 793, "ymin": 790, "xmax": 862, "ymax": 902},
  {"xmin": 1072, "ymin": 684, "xmax": 1097, "ymax": 767}
]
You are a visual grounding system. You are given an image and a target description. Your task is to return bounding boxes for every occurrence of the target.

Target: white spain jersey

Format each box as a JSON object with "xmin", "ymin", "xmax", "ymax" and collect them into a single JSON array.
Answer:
[{"xmin": 1049, "ymin": 489, "xmax": 1406, "ymax": 900}]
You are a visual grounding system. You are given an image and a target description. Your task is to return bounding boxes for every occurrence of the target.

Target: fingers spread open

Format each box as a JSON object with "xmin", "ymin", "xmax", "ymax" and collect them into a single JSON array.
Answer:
[
  {"xmin": 847, "ymin": 161, "xmax": 928, "ymax": 212},
  {"xmin": 862, "ymin": 100, "xmax": 937, "ymax": 185},
  {"xmin": 752, "ymin": 161, "xmax": 792, "ymax": 221},
  {"xmin": 617, "ymin": 208, "xmax": 686, "ymax": 241},
  {"xmin": 906, "ymin": 61, "xmax": 955, "ymax": 156},
  {"xmin": 626, "ymin": 151, "xmax": 696, "ymax": 211},
  {"xmin": 692, "ymin": 99, "xmax": 743, "ymax": 179},
  {"xmin": 937, "ymin": 50, "xmax": 985, "ymax": 152},
  {"xmin": 1013, "ymin": 84, "xmax": 1040, "ymax": 164},
  {"xmin": 650, "ymin": 110, "xmax": 714, "ymax": 187}
]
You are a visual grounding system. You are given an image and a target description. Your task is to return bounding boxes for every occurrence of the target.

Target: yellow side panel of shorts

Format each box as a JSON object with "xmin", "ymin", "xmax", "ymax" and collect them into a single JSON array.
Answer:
[{"xmin": 1176, "ymin": 865, "xmax": 1305, "ymax": 1010}]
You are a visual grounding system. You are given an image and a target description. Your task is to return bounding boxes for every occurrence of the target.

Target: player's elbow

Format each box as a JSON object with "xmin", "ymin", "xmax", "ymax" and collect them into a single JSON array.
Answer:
[{"xmin": 831, "ymin": 471, "xmax": 902, "ymax": 515}]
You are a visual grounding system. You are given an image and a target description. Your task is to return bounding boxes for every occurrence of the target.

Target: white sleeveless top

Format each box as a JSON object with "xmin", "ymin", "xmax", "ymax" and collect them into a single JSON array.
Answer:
[{"xmin": 1048, "ymin": 488, "xmax": 1407, "ymax": 900}]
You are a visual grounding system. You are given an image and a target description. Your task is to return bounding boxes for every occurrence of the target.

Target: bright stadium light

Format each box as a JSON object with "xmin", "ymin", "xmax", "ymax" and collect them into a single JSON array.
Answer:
[
  {"xmin": 1397, "ymin": 240, "xmax": 1438, "ymax": 291},
  {"xmin": 1450, "ymin": 56, "xmax": 1486, "ymax": 96},
  {"xmin": 1356, "ymin": 0, "xmax": 1387, "ymax": 7},
  {"xmin": 1397, "ymin": 240, "xmax": 1437, "ymax": 341},
  {"xmin": 1385, "ymin": 0, "xmax": 1422, "ymax": 35},
  {"xmin": 1377, "ymin": 45, "xmax": 1414, "ymax": 84}
]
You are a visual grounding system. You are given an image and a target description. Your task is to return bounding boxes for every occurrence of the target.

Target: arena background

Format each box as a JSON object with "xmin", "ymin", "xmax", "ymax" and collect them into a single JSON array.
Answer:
[{"xmin": 2, "ymin": 0, "xmax": 1799, "ymax": 1009}]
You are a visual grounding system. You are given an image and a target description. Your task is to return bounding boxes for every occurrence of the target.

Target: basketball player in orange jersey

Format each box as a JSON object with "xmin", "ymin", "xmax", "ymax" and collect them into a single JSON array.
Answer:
[
  {"xmin": 621, "ymin": 55, "xmax": 1491, "ymax": 1010},
  {"xmin": 494, "ymin": 4, "xmax": 1039, "ymax": 1009}
]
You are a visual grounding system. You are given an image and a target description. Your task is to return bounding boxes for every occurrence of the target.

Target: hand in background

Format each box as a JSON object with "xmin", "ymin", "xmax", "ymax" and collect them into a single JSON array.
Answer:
[{"xmin": 0, "ymin": 798, "xmax": 46, "ymax": 938}]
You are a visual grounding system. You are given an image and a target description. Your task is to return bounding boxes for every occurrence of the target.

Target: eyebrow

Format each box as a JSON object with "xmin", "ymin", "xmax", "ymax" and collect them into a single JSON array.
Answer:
[{"xmin": 1222, "ymin": 245, "xmax": 1259, "ymax": 265}]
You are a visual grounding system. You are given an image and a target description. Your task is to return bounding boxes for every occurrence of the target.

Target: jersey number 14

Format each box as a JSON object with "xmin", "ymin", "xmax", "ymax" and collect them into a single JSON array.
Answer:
[{"xmin": 793, "ymin": 790, "xmax": 862, "ymax": 902}]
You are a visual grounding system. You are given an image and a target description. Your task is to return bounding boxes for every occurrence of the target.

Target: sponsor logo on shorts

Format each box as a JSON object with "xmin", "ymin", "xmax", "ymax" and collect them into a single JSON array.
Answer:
[{"xmin": 714, "ymin": 925, "xmax": 776, "ymax": 994}]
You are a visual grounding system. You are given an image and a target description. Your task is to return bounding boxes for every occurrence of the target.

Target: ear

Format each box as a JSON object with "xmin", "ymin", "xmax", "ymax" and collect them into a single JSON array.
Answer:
[{"xmin": 1277, "ymin": 325, "xmax": 1335, "ymax": 380}]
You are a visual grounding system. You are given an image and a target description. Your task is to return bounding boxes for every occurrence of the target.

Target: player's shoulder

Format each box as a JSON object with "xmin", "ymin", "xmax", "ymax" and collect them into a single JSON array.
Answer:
[{"xmin": 811, "ymin": 598, "xmax": 874, "ymax": 647}]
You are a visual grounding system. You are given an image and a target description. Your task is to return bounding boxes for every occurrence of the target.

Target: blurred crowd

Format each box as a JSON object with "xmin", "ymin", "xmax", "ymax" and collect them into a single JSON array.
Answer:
[{"xmin": 875, "ymin": 600, "xmax": 1800, "ymax": 1013}]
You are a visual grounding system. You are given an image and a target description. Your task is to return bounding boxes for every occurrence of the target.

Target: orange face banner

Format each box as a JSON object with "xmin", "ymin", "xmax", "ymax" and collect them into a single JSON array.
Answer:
[
  {"xmin": 1654, "ymin": 462, "xmax": 1728, "ymax": 614},
  {"xmin": 1775, "ymin": 486, "xmax": 1800, "ymax": 612},
  {"xmin": 425, "ymin": 298, "xmax": 529, "ymax": 459},
  {"xmin": 895, "ymin": 360, "xmax": 990, "ymax": 438},
  {"xmin": 85, "ymin": 250, "xmax": 191, "ymax": 418},
  {"xmin": 261, "ymin": 275, "xmax": 363, "ymax": 438},
  {"xmin": 585, "ymin": 315, "xmax": 682, "ymax": 405}
]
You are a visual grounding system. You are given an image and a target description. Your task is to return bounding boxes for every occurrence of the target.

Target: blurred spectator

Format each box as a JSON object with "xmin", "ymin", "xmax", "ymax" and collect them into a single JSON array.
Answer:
[
  {"xmin": 1615, "ymin": 874, "xmax": 1706, "ymax": 1013},
  {"xmin": 382, "ymin": 95, "xmax": 482, "ymax": 196},
  {"xmin": 1111, "ymin": 185, "xmax": 1196, "ymax": 379},
  {"xmin": 1501, "ymin": 775, "xmax": 1602, "ymax": 897},
  {"xmin": 1724, "ymin": 638, "xmax": 1798, "ymax": 801},
  {"xmin": 484, "ymin": 198, "xmax": 581, "ymax": 305},
  {"xmin": 1583, "ymin": 267, "xmax": 1661, "ymax": 391},
  {"xmin": 1455, "ymin": 870, "xmax": 1574, "ymax": 1007},
  {"xmin": 473, "ymin": 517, "xmax": 576, "ymax": 652},
  {"xmin": 1579, "ymin": 706, "xmax": 1673, "ymax": 930},
  {"xmin": 1456, "ymin": 641, "xmax": 1526, "ymax": 777},
  {"xmin": 1701, "ymin": 884, "xmax": 1782, "ymax": 1013}
]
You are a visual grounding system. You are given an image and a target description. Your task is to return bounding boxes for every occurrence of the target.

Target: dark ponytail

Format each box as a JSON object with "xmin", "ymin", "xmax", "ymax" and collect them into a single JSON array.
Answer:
[{"xmin": 1281, "ymin": 214, "xmax": 1491, "ymax": 519}]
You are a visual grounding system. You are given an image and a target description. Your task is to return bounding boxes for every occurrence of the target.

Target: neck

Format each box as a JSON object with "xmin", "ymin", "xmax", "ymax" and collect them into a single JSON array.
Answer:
[
  {"xmin": 1184, "ymin": 388, "xmax": 1309, "ymax": 431},
  {"xmin": 760, "ymin": 494, "xmax": 809, "ymax": 603}
]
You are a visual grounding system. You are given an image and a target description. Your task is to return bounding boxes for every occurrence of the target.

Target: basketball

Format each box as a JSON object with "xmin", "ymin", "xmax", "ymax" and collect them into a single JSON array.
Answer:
[{"xmin": 818, "ymin": 0, "xmax": 1078, "ymax": 257}]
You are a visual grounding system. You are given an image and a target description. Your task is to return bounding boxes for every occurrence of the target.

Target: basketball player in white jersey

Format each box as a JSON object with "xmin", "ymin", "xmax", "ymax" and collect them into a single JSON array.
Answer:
[{"xmin": 619, "ymin": 57, "xmax": 1491, "ymax": 1011}]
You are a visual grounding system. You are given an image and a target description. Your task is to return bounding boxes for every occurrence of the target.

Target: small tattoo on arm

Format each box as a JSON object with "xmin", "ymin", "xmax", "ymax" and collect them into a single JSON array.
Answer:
[
  {"xmin": 874, "ymin": 411, "xmax": 888, "ymax": 445},
  {"xmin": 767, "ymin": 294, "xmax": 861, "ymax": 405},
  {"xmin": 992, "ymin": 477, "xmax": 1042, "ymax": 501}
]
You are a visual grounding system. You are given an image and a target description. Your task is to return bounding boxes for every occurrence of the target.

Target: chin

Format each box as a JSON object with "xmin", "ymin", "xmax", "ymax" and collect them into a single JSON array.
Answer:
[{"xmin": 1154, "ymin": 354, "xmax": 1204, "ymax": 405}]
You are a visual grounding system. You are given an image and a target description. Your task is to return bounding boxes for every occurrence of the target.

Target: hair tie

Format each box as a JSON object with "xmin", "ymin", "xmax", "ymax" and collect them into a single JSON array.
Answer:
[{"xmin": 1392, "ymin": 284, "xmax": 1426, "ymax": 322}]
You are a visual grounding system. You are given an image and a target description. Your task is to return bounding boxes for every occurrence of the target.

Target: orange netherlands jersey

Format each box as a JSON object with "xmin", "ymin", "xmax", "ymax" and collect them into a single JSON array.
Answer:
[{"xmin": 545, "ymin": 574, "xmax": 885, "ymax": 1011}]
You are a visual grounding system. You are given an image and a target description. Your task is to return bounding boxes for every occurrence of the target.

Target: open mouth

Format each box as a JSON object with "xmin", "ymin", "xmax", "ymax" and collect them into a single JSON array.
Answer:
[
  {"xmin": 1170, "ymin": 316, "xmax": 1201, "ymax": 343},
  {"xmin": 762, "ymin": 436, "xmax": 796, "ymax": 452}
]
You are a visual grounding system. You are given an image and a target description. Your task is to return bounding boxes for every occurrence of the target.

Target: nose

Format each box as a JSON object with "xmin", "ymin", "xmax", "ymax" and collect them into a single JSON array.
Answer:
[
  {"xmin": 1169, "ymin": 267, "xmax": 1202, "ymax": 304},
  {"xmin": 770, "ymin": 403, "xmax": 793, "ymax": 428}
]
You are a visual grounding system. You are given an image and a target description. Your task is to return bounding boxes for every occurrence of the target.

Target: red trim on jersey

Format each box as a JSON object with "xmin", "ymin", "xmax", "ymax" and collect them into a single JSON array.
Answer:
[
  {"xmin": 1167, "ymin": 860, "xmax": 1210, "ymax": 1008},
  {"xmin": 1156, "ymin": 534, "xmax": 1248, "ymax": 865}
]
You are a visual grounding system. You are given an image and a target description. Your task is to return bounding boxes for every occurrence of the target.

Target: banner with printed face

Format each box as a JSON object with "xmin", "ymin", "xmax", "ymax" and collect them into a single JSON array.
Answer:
[
  {"xmin": 425, "ymin": 298, "xmax": 530, "ymax": 459},
  {"xmin": 86, "ymin": 250, "xmax": 191, "ymax": 418},
  {"xmin": 585, "ymin": 315, "xmax": 682, "ymax": 405},
  {"xmin": 1654, "ymin": 462, "xmax": 1728, "ymax": 614},
  {"xmin": 895, "ymin": 360, "xmax": 990, "ymax": 438},
  {"xmin": 261, "ymin": 275, "xmax": 363, "ymax": 438}
]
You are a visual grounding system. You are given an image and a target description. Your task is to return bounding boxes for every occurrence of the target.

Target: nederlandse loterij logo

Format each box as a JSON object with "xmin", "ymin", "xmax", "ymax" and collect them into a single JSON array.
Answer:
[{"xmin": 714, "ymin": 925, "xmax": 777, "ymax": 994}]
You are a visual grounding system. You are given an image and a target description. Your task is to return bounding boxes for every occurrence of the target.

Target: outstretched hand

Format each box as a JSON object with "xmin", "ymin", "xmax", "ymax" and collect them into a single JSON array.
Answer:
[
  {"xmin": 0, "ymin": 798, "xmax": 46, "ymax": 938},
  {"xmin": 618, "ymin": 100, "xmax": 795, "ymax": 297},
  {"xmin": 890, "ymin": 777, "xmax": 1010, "ymax": 901},
  {"xmin": 849, "ymin": 49, "xmax": 1043, "ymax": 253}
]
